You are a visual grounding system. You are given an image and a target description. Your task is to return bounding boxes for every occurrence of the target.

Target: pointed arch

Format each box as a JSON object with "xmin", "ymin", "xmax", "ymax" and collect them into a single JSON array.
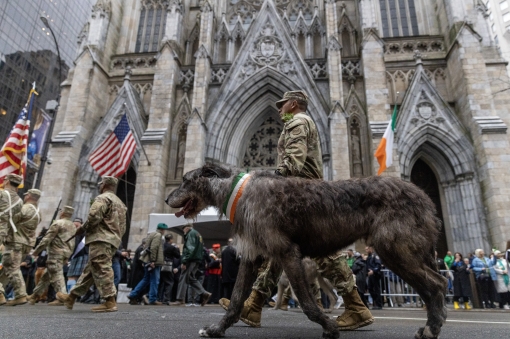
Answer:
[
  {"xmin": 73, "ymin": 77, "xmax": 148, "ymax": 220},
  {"xmin": 397, "ymin": 65, "xmax": 488, "ymax": 255},
  {"xmin": 338, "ymin": 14, "xmax": 357, "ymax": 57},
  {"xmin": 215, "ymin": 20, "xmax": 230, "ymax": 64},
  {"xmin": 206, "ymin": 67, "xmax": 330, "ymax": 167},
  {"xmin": 344, "ymin": 86, "xmax": 371, "ymax": 177},
  {"xmin": 168, "ymin": 94, "xmax": 192, "ymax": 182}
]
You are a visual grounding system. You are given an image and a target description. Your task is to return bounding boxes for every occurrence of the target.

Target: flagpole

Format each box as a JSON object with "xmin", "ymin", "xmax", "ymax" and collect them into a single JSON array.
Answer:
[{"xmin": 123, "ymin": 106, "xmax": 151, "ymax": 166}]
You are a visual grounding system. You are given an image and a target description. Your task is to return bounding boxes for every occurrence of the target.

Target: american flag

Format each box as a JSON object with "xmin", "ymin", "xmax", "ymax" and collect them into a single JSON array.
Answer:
[
  {"xmin": 0, "ymin": 87, "xmax": 37, "ymax": 188},
  {"xmin": 88, "ymin": 113, "xmax": 137, "ymax": 177}
]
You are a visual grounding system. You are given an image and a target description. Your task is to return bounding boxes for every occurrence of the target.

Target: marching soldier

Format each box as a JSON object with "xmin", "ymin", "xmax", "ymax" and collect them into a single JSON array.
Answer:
[
  {"xmin": 0, "ymin": 181, "xmax": 37, "ymax": 306},
  {"xmin": 220, "ymin": 91, "xmax": 374, "ymax": 330},
  {"xmin": 28, "ymin": 205, "xmax": 76, "ymax": 306},
  {"xmin": 57, "ymin": 176, "xmax": 127, "ymax": 312}
]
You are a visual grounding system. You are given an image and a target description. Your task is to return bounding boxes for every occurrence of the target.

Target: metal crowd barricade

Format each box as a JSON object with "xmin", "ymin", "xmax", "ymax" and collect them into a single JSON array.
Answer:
[{"xmin": 373, "ymin": 269, "xmax": 454, "ymax": 307}]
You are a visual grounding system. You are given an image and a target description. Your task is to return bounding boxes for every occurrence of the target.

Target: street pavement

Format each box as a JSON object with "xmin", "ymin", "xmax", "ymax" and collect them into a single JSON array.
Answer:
[{"xmin": 0, "ymin": 303, "xmax": 508, "ymax": 339}]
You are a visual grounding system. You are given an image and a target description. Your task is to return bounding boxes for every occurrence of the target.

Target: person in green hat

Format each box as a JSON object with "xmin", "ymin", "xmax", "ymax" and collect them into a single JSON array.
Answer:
[{"xmin": 127, "ymin": 223, "xmax": 168, "ymax": 305}]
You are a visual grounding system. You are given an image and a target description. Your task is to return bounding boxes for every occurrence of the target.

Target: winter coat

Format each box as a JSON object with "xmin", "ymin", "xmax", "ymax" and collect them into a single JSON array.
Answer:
[
  {"xmin": 163, "ymin": 242, "xmax": 180, "ymax": 261},
  {"xmin": 221, "ymin": 245, "xmax": 240, "ymax": 283},
  {"xmin": 451, "ymin": 261, "xmax": 472, "ymax": 297},
  {"xmin": 181, "ymin": 228, "xmax": 204, "ymax": 264},
  {"xmin": 351, "ymin": 256, "xmax": 367, "ymax": 293},
  {"xmin": 444, "ymin": 255, "xmax": 454, "ymax": 270},
  {"xmin": 472, "ymin": 256, "xmax": 497, "ymax": 280},
  {"xmin": 144, "ymin": 231, "xmax": 164, "ymax": 266},
  {"xmin": 129, "ymin": 244, "xmax": 145, "ymax": 288},
  {"xmin": 492, "ymin": 258, "xmax": 510, "ymax": 293}
]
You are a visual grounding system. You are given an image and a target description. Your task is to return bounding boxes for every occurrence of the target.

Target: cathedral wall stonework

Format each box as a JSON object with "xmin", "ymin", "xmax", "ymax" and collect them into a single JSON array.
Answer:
[{"xmin": 37, "ymin": 0, "xmax": 510, "ymax": 253}]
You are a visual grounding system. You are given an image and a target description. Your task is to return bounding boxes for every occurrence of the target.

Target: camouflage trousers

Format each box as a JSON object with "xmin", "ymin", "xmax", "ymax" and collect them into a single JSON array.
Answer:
[
  {"xmin": 314, "ymin": 254, "xmax": 355, "ymax": 295},
  {"xmin": 70, "ymin": 241, "xmax": 117, "ymax": 298},
  {"xmin": 0, "ymin": 243, "xmax": 31, "ymax": 298},
  {"xmin": 253, "ymin": 254, "xmax": 355, "ymax": 300},
  {"xmin": 252, "ymin": 259, "xmax": 321, "ymax": 300},
  {"xmin": 32, "ymin": 254, "xmax": 68, "ymax": 297}
]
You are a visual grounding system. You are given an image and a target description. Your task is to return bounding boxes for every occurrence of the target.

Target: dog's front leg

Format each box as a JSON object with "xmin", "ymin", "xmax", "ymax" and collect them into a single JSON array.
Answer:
[{"xmin": 199, "ymin": 257, "xmax": 262, "ymax": 337}]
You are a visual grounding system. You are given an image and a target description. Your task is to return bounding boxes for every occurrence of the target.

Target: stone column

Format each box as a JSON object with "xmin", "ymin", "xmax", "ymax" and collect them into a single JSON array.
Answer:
[
  {"xmin": 38, "ymin": 49, "xmax": 109, "ymax": 227},
  {"xmin": 324, "ymin": 0, "xmax": 349, "ymax": 181},
  {"xmin": 447, "ymin": 24, "xmax": 510, "ymax": 251},
  {"xmin": 183, "ymin": 0, "xmax": 214, "ymax": 174},
  {"xmin": 129, "ymin": 44, "xmax": 179, "ymax": 249}
]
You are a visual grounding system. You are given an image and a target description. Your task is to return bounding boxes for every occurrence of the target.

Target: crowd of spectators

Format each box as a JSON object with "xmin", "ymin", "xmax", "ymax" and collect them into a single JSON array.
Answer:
[{"xmin": 1, "ymin": 220, "xmax": 508, "ymax": 312}]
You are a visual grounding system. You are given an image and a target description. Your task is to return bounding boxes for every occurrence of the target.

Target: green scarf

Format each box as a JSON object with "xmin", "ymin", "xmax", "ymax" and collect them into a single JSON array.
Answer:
[{"xmin": 497, "ymin": 259, "xmax": 509, "ymax": 287}]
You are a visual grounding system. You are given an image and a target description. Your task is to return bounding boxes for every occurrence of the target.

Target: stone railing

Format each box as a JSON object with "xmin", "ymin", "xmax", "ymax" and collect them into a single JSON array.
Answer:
[
  {"xmin": 383, "ymin": 36, "xmax": 445, "ymax": 55},
  {"xmin": 210, "ymin": 64, "xmax": 231, "ymax": 85},
  {"xmin": 110, "ymin": 53, "xmax": 158, "ymax": 70}
]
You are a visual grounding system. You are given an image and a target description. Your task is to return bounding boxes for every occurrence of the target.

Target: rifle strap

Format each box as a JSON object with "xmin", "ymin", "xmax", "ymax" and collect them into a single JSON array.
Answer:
[{"xmin": 1, "ymin": 192, "xmax": 22, "ymax": 233}]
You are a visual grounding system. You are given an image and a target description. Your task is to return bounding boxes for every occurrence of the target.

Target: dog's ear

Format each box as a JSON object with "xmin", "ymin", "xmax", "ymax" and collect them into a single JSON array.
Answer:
[{"xmin": 201, "ymin": 168, "xmax": 220, "ymax": 178}]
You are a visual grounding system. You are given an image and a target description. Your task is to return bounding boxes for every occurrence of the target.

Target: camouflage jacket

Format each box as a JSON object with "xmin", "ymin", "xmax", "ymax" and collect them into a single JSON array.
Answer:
[
  {"xmin": 33, "ymin": 216, "xmax": 76, "ymax": 258},
  {"xmin": 0, "ymin": 187, "xmax": 23, "ymax": 237},
  {"xmin": 83, "ymin": 190, "xmax": 127, "ymax": 249},
  {"xmin": 277, "ymin": 112, "xmax": 323, "ymax": 179},
  {"xmin": 8, "ymin": 202, "xmax": 41, "ymax": 247}
]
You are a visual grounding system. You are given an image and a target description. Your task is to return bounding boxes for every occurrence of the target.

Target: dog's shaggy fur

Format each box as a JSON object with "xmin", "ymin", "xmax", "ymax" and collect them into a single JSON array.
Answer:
[{"xmin": 166, "ymin": 164, "xmax": 447, "ymax": 339}]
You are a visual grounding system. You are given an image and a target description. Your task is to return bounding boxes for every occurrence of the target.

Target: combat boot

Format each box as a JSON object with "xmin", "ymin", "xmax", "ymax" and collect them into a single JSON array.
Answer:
[
  {"xmin": 48, "ymin": 299, "xmax": 64, "ymax": 306},
  {"xmin": 218, "ymin": 289, "xmax": 265, "ymax": 327},
  {"xmin": 91, "ymin": 296, "xmax": 118, "ymax": 313},
  {"xmin": 56, "ymin": 292, "xmax": 77, "ymax": 310},
  {"xmin": 336, "ymin": 288, "xmax": 374, "ymax": 331},
  {"xmin": 0, "ymin": 293, "xmax": 6, "ymax": 305},
  {"xmin": 5, "ymin": 296, "xmax": 28, "ymax": 306},
  {"xmin": 279, "ymin": 297, "xmax": 289, "ymax": 311},
  {"xmin": 26, "ymin": 294, "xmax": 37, "ymax": 305}
]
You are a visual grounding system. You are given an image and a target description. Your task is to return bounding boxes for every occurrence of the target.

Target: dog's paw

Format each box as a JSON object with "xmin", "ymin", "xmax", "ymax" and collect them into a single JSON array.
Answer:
[
  {"xmin": 322, "ymin": 330, "xmax": 340, "ymax": 339},
  {"xmin": 199, "ymin": 325, "xmax": 225, "ymax": 338},
  {"xmin": 414, "ymin": 326, "xmax": 438, "ymax": 339}
]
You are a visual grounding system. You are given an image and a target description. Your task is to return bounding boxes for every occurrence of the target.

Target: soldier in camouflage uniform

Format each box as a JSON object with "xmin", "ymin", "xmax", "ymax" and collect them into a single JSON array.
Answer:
[
  {"xmin": 220, "ymin": 91, "xmax": 374, "ymax": 331},
  {"xmin": 0, "ymin": 177, "xmax": 38, "ymax": 306},
  {"xmin": 56, "ymin": 176, "xmax": 127, "ymax": 313},
  {"xmin": 29, "ymin": 205, "xmax": 76, "ymax": 306}
]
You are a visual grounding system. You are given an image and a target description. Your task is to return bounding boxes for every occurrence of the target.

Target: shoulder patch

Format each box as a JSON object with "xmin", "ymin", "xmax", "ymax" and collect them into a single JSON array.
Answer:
[{"xmin": 291, "ymin": 127, "xmax": 303, "ymax": 136}]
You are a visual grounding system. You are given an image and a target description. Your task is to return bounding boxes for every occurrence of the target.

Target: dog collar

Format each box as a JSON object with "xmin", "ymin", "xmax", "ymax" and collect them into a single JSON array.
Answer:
[{"xmin": 222, "ymin": 173, "xmax": 251, "ymax": 223}]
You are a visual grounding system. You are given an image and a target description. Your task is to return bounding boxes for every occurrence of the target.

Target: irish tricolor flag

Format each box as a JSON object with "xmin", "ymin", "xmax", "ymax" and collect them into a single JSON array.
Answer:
[{"xmin": 374, "ymin": 106, "xmax": 397, "ymax": 175}]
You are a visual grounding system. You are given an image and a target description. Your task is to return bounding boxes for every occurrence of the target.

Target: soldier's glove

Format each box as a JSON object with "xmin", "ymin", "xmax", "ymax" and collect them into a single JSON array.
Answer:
[{"xmin": 275, "ymin": 170, "xmax": 283, "ymax": 176}]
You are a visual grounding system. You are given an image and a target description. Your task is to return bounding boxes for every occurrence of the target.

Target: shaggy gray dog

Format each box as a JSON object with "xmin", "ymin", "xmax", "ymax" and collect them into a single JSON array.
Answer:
[{"xmin": 166, "ymin": 163, "xmax": 447, "ymax": 339}]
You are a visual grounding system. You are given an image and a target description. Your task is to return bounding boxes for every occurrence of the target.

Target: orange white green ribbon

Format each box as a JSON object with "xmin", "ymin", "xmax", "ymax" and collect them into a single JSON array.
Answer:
[{"xmin": 222, "ymin": 173, "xmax": 251, "ymax": 224}]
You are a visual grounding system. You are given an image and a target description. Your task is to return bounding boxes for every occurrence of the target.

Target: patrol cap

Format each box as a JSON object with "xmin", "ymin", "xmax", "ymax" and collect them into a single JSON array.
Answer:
[
  {"xmin": 157, "ymin": 223, "xmax": 169, "ymax": 230},
  {"xmin": 24, "ymin": 189, "xmax": 42, "ymax": 199},
  {"xmin": 61, "ymin": 205, "xmax": 75, "ymax": 216},
  {"xmin": 5, "ymin": 174, "xmax": 23, "ymax": 186},
  {"xmin": 99, "ymin": 176, "xmax": 118, "ymax": 187},
  {"xmin": 275, "ymin": 90, "xmax": 309, "ymax": 109}
]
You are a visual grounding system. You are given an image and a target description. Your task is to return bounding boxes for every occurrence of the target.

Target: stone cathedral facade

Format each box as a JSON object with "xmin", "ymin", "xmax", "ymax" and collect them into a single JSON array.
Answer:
[{"xmin": 38, "ymin": 0, "xmax": 510, "ymax": 254}]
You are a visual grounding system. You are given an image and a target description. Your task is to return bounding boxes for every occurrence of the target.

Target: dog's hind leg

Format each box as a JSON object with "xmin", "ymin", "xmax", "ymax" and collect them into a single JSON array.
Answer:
[
  {"xmin": 200, "ymin": 257, "xmax": 263, "ymax": 338},
  {"xmin": 281, "ymin": 248, "xmax": 339, "ymax": 339},
  {"xmin": 383, "ymin": 256, "xmax": 447, "ymax": 339}
]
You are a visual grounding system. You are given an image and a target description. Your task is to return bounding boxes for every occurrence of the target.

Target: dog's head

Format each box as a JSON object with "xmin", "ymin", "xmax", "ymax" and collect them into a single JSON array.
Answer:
[{"xmin": 165, "ymin": 163, "xmax": 232, "ymax": 219}]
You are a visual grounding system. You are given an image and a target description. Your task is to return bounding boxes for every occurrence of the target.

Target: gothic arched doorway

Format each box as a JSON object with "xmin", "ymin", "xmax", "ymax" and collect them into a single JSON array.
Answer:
[
  {"xmin": 410, "ymin": 159, "xmax": 448, "ymax": 257},
  {"xmin": 116, "ymin": 166, "xmax": 137, "ymax": 249}
]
